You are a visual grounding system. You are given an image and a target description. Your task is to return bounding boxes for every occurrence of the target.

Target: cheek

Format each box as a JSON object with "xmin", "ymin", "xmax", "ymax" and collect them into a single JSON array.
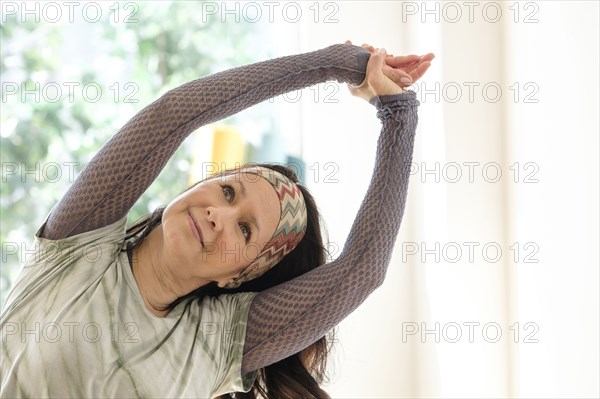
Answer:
[
  {"xmin": 170, "ymin": 184, "xmax": 211, "ymax": 208},
  {"xmin": 206, "ymin": 241, "xmax": 261, "ymax": 269},
  {"xmin": 162, "ymin": 205, "xmax": 202, "ymax": 259},
  {"xmin": 161, "ymin": 216, "xmax": 190, "ymax": 258}
]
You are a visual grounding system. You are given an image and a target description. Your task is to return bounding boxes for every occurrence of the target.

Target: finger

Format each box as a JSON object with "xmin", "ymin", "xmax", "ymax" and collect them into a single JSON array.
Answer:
[
  {"xmin": 408, "ymin": 61, "xmax": 432, "ymax": 82},
  {"xmin": 383, "ymin": 66, "xmax": 412, "ymax": 86},
  {"xmin": 404, "ymin": 54, "xmax": 435, "ymax": 72},
  {"xmin": 360, "ymin": 43, "xmax": 376, "ymax": 53},
  {"xmin": 345, "ymin": 40, "xmax": 352, "ymax": 45},
  {"xmin": 385, "ymin": 54, "xmax": 421, "ymax": 67},
  {"xmin": 396, "ymin": 55, "xmax": 434, "ymax": 77}
]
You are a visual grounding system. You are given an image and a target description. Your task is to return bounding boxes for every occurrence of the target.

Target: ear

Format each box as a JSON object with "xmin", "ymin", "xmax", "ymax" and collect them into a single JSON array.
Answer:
[
  {"xmin": 216, "ymin": 274, "xmax": 239, "ymax": 288},
  {"xmin": 216, "ymin": 279, "xmax": 233, "ymax": 289}
]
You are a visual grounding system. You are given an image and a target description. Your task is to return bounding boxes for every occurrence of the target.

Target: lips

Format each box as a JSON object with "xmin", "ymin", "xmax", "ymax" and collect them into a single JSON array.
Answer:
[{"xmin": 187, "ymin": 211, "xmax": 204, "ymax": 248}]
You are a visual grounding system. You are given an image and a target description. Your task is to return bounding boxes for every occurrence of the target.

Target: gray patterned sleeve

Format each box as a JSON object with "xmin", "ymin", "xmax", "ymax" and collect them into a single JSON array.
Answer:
[
  {"xmin": 39, "ymin": 44, "xmax": 372, "ymax": 240},
  {"xmin": 242, "ymin": 91, "xmax": 419, "ymax": 373}
]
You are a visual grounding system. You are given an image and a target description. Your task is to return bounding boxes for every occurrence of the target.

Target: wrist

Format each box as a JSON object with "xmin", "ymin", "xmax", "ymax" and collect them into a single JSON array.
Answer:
[{"xmin": 368, "ymin": 90, "xmax": 416, "ymax": 109}]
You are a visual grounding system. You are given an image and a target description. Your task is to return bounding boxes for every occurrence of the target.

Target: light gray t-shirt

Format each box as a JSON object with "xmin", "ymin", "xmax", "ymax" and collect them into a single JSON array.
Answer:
[{"xmin": 1, "ymin": 212, "xmax": 258, "ymax": 398}]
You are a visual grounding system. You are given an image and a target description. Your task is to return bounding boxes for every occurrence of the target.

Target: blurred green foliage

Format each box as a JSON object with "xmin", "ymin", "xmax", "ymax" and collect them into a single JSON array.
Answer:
[{"xmin": 0, "ymin": 1, "xmax": 272, "ymax": 306}]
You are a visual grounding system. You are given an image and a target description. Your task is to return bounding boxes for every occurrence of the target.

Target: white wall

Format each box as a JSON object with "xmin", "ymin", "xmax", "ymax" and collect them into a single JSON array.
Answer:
[
  {"xmin": 505, "ymin": 2, "xmax": 599, "ymax": 397},
  {"xmin": 292, "ymin": 1, "xmax": 599, "ymax": 398}
]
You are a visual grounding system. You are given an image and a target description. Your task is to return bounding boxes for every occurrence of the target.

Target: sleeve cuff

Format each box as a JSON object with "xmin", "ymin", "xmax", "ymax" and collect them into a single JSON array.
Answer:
[{"xmin": 368, "ymin": 90, "xmax": 419, "ymax": 109}]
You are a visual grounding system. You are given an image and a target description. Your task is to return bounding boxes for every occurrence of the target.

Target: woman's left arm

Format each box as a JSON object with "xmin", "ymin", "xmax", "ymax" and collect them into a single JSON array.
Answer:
[{"xmin": 241, "ymin": 49, "xmax": 429, "ymax": 373}]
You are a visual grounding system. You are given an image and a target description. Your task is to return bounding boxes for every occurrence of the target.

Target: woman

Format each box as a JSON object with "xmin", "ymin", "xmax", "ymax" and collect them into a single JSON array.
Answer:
[{"xmin": 0, "ymin": 41, "xmax": 433, "ymax": 398}]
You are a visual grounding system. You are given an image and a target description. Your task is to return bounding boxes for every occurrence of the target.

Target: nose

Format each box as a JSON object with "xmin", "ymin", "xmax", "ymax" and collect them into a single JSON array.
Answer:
[
  {"xmin": 206, "ymin": 206, "xmax": 235, "ymax": 233},
  {"xmin": 206, "ymin": 206, "xmax": 221, "ymax": 231}
]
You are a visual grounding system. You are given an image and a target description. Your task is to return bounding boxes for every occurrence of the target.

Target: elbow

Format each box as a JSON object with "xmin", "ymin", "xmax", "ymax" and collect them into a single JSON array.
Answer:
[
  {"xmin": 371, "ymin": 254, "xmax": 394, "ymax": 289},
  {"xmin": 373, "ymin": 268, "xmax": 388, "ymax": 289},
  {"xmin": 358, "ymin": 265, "xmax": 387, "ymax": 293},
  {"xmin": 369, "ymin": 252, "xmax": 392, "ymax": 289}
]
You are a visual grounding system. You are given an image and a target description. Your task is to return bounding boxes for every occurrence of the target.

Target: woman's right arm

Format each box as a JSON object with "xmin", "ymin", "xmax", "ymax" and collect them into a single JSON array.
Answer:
[{"xmin": 39, "ymin": 44, "xmax": 374, "ymax": 240}]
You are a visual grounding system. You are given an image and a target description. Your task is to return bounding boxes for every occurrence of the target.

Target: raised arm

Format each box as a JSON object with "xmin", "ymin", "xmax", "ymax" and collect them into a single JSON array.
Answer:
[
  {"xmin": 241, "ymin": 49, "xmax": 423, "ymax": 373},
  {"xmin": 40, "ymin": 44, "xmax": 373, "ymax": 240}
]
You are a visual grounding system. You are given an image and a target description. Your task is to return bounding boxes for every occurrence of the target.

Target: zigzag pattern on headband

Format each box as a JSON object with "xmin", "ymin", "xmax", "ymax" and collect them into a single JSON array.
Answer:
[{"xmin": 224, "ymin": 166, "xmax": 307, "ymax": 288}]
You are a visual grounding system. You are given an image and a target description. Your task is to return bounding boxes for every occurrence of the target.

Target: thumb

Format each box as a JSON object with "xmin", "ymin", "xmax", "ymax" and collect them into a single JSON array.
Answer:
[
  {"xmin": 366, "ymin": 48, "xmax": 404, "ymax": 97},
  {"xmin": 366, "ymin": 48, "xmax": 387, "ymax": 78},
  {"xmin": 348, "ymin": 48, "xmax": 385, "ymax": 90}
]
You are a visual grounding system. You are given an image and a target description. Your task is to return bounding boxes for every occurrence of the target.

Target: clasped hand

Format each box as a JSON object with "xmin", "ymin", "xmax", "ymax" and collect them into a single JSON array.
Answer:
[{"xmin": 345, "ymin": 40, "xmax": 435, "ymax": 102}]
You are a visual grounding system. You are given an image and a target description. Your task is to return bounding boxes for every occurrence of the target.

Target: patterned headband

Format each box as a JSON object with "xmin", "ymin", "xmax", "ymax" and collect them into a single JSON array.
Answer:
[{"xmin": 222, "ymin": 166, "xmax": 307, "ymax": 289}]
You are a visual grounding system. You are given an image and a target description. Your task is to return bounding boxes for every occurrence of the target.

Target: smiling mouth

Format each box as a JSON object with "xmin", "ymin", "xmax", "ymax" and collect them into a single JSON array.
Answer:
[{"xmin": 187, "ymin": 211, "xmax": 204, "ymax": 248}]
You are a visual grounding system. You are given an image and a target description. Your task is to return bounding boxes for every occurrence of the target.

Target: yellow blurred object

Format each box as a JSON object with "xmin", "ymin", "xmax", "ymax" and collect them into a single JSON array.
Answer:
[
  {"xmin": 188, "ymin": 124, "xmax": 246, "ymax": 186},
  {"xmin": 211, "ymin": 124, "xmax": 245, "ymax": 171}
]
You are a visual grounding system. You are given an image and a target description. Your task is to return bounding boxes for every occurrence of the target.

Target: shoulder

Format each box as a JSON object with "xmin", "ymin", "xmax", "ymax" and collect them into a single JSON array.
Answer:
[
  {"xmin": 34, "ymin": 212, "xmax": 129, "ymax": 248},
  {"xmin": 2, "ymin": 214, "xmax": 129, "ymax": 314},
  {"xmin": 190, "ymin": 292, "xmax": 259, "ymax": 396},
  {"xmin": 196, "ymin": 292, "xmax": 259, "ymax": 322}
]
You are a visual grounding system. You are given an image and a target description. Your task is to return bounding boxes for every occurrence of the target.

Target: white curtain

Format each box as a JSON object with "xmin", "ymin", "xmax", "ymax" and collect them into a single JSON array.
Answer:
[{"xmin": 288, "ymin": 1, "xmax": 599, "ymax": 397}]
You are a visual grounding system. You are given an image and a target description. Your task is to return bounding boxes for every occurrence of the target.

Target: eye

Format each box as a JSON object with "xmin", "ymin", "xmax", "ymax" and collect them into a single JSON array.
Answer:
[
  {"xmin": 220, "ymin": 184, "xmax": 252, "ymax": 241},
  {"xmin": 239, "ymin": 223, "xmax": 252, "ymax": 241},
  {"xmin": 220, "ymin": 184, "xmax": 234, "ymax": 202}
]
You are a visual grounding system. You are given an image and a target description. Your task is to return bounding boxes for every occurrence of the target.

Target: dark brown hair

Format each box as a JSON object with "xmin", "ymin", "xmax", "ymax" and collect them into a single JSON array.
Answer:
[{"xmin": 122, "ymin": 163, "xmax": 334, "ymax": 398}]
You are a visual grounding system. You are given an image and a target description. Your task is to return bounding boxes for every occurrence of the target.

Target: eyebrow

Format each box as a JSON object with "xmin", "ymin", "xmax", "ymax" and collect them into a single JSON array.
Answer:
[{"xmin": 235, "ymin": 179, "xmax": 260, "ymax": 238}]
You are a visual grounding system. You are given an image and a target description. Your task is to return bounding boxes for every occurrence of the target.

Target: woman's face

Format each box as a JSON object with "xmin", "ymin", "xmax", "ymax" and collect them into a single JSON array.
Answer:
[{"xmin": 161, "ymin": 172, "xmax": 280, "ymax": 288}]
